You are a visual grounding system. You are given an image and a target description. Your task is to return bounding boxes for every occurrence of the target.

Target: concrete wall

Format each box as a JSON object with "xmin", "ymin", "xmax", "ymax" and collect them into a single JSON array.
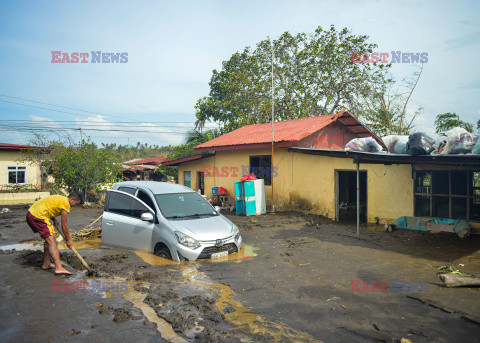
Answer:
[
  {"xmin": 177, "ymin": 149, "xmax": 415, "ymax": 224},
  {"xmin": 0, "ymin": 191, "xmax": 50, "ymax": 205},
  {"xmin": 0, "ymin": 150, "xmax": 41, "ymax": 188}
]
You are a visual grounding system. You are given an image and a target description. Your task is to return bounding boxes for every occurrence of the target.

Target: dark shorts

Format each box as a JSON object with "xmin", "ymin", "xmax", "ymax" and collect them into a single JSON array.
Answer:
[{"xmin": 26, "ymin": 212, "xmax": 55, "ymax": 239}]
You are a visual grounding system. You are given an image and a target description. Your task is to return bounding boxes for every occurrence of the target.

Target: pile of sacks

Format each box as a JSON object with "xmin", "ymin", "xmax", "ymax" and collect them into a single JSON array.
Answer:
[{"xmin": 344, "ymin": 127, "xmax": 480, "ymax": 155}]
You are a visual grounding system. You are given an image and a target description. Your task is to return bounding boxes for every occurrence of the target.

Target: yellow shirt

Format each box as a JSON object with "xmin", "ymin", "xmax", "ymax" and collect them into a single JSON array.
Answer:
[{"xmin": 29, "ymin": 195, "xmax": 70, "ymax": 220}]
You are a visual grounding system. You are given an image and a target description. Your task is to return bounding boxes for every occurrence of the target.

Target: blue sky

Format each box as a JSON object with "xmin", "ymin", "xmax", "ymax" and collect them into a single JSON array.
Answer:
[{"xmin": 0, "ymin": 0, "xmax": 478, "ymax": 146}]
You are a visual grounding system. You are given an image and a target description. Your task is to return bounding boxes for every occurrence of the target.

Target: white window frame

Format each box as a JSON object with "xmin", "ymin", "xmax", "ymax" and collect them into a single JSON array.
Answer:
[{"xmin": 7, "ymin": 166, "xmax": 27, "ymax": 185}]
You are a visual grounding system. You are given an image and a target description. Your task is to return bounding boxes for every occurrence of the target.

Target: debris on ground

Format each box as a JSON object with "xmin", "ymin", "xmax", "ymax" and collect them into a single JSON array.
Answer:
[
  {"xmin": 438, "ymin": 273, "xmax": 480, "ymax": 288},
  {"xmin": 71, "ymin": 227, "xmax": 102, "ymax": 241},
  {"xmin": 438, "ymin": 265, "xmax": 469, "ymax": 275}
]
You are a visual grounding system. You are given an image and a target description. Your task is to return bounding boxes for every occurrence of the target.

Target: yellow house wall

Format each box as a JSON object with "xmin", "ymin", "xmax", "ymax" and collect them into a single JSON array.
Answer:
[
  {"xmin": 0, "ymin": 151, "xmax": 41, "ymax": 188},
  {"xmin": 177, "ymin": 149, "xmax": 415, "ymax": 224}
]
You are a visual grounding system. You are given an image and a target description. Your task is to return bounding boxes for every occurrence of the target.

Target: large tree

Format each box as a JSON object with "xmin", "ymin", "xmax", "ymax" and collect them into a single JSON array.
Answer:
[
  {"xmin": 434, "ymin": 113, "xmax": 474, "ymax": 135},
  {"xmin": 360, "ymin": 65, "xmax": 424, "ymax": 136},
  {"xmin": 195, "ymin": 25, "xmax": 390, "ymax": 132},
  {"xmin": 47, "ymin": 139, "xmax": 122, "ymax": 200}
]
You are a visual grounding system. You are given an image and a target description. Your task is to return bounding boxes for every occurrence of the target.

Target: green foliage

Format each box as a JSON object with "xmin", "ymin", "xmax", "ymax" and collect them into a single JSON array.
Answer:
[
  {"xmin": 195, "ymin": 25, "xmax": 390, "ymax": 132},
  {"xmin": 359, "ymin": 65, "xmax": 423, "ymax": 137},
  {"xmin": 434, "ymin": 113, "xmax": 474, "ymax": 135},
  {"xmin": 185, "ymin": 129, "xmax": 218, "ymax": 145},
  {"xmin": 101, "ymin": 142, "xmax": 172, "ymax": 161},
  {"xmin": 47, "ymin": 139, "xmax": 123, "ymax": 195},
  {"xmin": 154, "ymin": 165, "xmax": 178, "ymax": 180},
  {"xmin": 167, "ymin": 143, "xmax": 196, "ymax": 161}
]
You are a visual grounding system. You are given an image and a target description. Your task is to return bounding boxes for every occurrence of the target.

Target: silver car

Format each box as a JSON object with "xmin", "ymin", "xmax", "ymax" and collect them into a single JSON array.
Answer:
[{"xmin": 101, "ymin": 181, "xmax": 242, "ymax": 261}]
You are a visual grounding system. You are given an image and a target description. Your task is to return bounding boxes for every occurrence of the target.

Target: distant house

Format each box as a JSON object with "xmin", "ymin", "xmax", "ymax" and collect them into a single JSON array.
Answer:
[
  {"xmin": 0, "ymin": 143, "xmax": 47, "ymax": 189},
  {"xmin": 122, "ymin": 157, "xmax": 168, "ymax": 181},
  {"xmin": 163, "ymin": 110, "xmax": 480, "ymax": 230}
]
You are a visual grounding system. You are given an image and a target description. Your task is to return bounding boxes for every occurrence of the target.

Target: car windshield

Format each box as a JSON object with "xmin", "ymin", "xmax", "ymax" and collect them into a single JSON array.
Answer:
[{"xmin": 155, "ymin": 192, "xmax": 218, "ymax": 219}]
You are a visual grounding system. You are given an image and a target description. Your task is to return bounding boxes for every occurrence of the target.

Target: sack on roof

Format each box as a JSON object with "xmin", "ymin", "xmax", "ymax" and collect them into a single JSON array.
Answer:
[
  {"xmin": 345, "ymin": 137, "xmax": 383, "ymax": 152},
  {"xmin": 406, "ymin": 132, "xmax": 435, "ymax": 155},
  {"xmin": 473, "ymin": 139, "xmax": 480, "ymax": 155},
  {"xmin": 382, "ymin": 135, "xmax": 409, "ymax": 154},
  {"xmin": 431, "ymin": 136, "xmax": 448, "ymax": 155},
  {"xmin": 443, "ymin": 127, "xmax": 478, "ymax": 155}
]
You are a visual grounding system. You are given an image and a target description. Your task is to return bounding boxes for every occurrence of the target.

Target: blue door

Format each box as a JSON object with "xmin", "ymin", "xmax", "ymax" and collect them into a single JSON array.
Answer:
[
  {"xmin": 244, "ymin": 181, "xmax": 256, "ymax": 216},
  {"xmin": 235, "ymin": 182, "xmax": 244, "ymax": 215}
]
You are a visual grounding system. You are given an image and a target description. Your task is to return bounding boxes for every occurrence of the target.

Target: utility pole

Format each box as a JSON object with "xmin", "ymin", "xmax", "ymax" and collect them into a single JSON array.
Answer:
[{"xmin": 271, "ymin": 47, "xmax": 275, "ymax": 212}]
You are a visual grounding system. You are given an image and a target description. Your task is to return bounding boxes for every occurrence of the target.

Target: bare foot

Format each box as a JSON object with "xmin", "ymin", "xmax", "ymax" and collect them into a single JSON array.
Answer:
[
  {"xmin": 54, "ymin": 267, "xmax": 72, "ymax": 275},
  {"xmin": 41, "ymin": 263, "xmax": 56, "ymax": 270}
]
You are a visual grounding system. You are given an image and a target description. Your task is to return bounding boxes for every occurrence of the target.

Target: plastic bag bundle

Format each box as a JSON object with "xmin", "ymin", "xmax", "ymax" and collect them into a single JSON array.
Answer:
[
  {"xmin": 392, "ymin": 136, "xmax": 409, "ymax": 154},
  {"xmin": 431, "ymin": 136, "xmax": 447, "ymax": 155},
  {"xmin": 381, "ymin": 135, "xmax": 409, "ymax": 154},
  {"xmin": 443, "ymin": 127, "xmax": 478, "ymax": 155},
  {"xmin": 406, "ymin": 132, "xmax": 435, "ymax": 155},
  {"xmin": 382, "ymin": 135, "xmax": 399, "ymax": 152},
  {"xmin": 345, "ymin": 137, "xmax": 383, "ymax": 152},
  {"xmin": 473, "ymin": 139, "xmax": 480, "ymax": 155},
  {"xmin": 240, "ymin": 173, "xmax": 257, "ymax": 181}
]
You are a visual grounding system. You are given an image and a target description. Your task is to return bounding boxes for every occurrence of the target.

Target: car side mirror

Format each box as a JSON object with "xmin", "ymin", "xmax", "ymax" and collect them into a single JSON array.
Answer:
[
  {"xmin": 214, "ymin": 206, "xmax": 221, "ymax": 213},
  {"xmin": 141, "ymin": 212, "xmax": 154, "ymax": 221}
]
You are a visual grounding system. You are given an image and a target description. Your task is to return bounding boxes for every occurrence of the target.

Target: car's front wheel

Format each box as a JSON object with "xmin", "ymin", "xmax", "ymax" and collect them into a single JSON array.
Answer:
[{"xmin": 155, "ymin": 246, "xmax": 172, "ymax": 260}]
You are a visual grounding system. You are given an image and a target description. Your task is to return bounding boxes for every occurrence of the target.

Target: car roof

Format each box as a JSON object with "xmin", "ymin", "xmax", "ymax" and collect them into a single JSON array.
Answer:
[{"xmin": 113, "ymin": 181, "xmax": 195, "ymax": 194}]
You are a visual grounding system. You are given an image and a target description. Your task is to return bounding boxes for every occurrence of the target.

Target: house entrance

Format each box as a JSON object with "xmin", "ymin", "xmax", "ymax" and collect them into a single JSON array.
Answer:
[
  {"xmin": 335, "ymin": 170, "xmax": 367, "ymax": 223},
  {"xmin": 197, "ymin": 171, "xmax": 205, "ymax": 195}
]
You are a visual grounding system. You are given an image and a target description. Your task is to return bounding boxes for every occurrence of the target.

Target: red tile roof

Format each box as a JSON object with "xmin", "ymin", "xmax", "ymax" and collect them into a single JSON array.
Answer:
[
  {"xmin": 194, "ymin": 110, "xmax": 379, "ymax": 152},
  {"xmin": 124, "ymin": 157, "xmax": 167, "ymax": 166}
]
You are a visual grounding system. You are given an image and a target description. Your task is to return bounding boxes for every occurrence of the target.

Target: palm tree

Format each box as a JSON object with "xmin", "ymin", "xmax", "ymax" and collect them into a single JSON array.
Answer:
[{"xmin": 185, "ymin": 129, "xmax": 217, "ymax": 145}]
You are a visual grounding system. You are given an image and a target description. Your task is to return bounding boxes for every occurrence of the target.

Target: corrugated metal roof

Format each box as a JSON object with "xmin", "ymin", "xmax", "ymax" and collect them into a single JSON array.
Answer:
[
  {"xmin": 162, "ymin": 153, "xmax": 215, "ymax": 166},
  {"xmin": 195, "ymin": 115, "xmax": 336, "ymax": 150},
  {"xmin": 124, "ymin": 157, "xmax": 167, "ymax": 166},
  {"xmin": 0, "ymin": 142, "xmax": 51, "ymax": 151},
  {"xmin": 289, "ymin": 147, "xmax": 480, "ymax": 166},
  {"xmin": 194, "ymin": 110, "xmax": 379, "ymax": 151}
]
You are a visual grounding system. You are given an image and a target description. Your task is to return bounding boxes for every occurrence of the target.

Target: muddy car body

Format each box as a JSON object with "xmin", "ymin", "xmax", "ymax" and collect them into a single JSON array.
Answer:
[{"xmin": 101, "ymin": 181, "xmax": 242, "ymax": 261}]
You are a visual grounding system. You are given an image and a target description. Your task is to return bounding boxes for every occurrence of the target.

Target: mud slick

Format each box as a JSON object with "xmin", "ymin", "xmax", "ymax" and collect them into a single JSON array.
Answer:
[
  {"xmin": 3, "ymin": 206, "xmax": 480, "ymax": 342},
  {"xmin": 59, "ymin": 250, "xmax": 279, "ymax": 342}
]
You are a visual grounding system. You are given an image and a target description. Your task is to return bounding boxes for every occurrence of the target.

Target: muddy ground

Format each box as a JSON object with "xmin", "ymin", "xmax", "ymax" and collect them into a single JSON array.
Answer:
[{"xmin": 1, "ymin": 205, "xmax": 480, "ymax": 342}]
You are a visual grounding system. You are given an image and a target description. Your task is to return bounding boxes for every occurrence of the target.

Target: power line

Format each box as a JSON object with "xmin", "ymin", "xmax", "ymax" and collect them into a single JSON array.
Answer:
[
  {"xmin": 0, "ymin": 99, "xmax": 96, "ymax": 119},
  {"xmin": 0, "ymin": 94, "xmax": 135, "ymax": 121},
  {"xmin": 0, "ymin": 125, "xmax": 189, "ymax": 134}
]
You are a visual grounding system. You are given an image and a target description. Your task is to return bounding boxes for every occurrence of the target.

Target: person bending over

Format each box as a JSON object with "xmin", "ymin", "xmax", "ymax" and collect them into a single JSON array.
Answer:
[{"xmin": 26, "ymin": 192, "xmax": 84, "ymax": 275}]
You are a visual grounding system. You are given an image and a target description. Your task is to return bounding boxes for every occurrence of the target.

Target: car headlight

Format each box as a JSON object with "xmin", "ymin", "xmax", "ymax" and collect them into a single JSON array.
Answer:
[
  {"xmin": 233, "ymin": 224, "xmax": 240, "ymax": 241},
  {"xmin": 175, "ymin": 231, "xmax": 201, "ymax": 249}
]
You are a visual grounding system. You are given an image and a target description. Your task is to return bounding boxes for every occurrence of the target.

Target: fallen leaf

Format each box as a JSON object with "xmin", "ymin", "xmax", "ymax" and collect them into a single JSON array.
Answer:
[
  {"xmin": 95, "ymin": 303, "xmax": 103, "ymax": 309},
  {"xmin": 400, "ymin": 338, "xmax": 412, "ymax": 343},
  {"xmin": 341, "ymin": 304, "xmax": 346, "ymax": 309},
  {"xmin": 327, "ymin": 297, "xmax": 340, "ymax": 301}
]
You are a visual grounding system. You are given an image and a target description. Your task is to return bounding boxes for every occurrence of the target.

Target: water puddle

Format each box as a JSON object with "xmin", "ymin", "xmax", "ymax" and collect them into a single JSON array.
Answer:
[
  {"xmin": 135, "ymin": 244, "xmax": 257, "ymax": 266},
  {"xmin": 0, "ymin": 243, "xmax": 42, "ymax": 251},
  {"xmin": 0, "ymin": 238, "xmax": 102, "ymax": 251},
  {"xmin": 135, "ymin": 252, "xmax": 179, "ymax": 266},
  {"xmin": 58, "ymin": 238, "xmax": 102, "ymax": 250}
]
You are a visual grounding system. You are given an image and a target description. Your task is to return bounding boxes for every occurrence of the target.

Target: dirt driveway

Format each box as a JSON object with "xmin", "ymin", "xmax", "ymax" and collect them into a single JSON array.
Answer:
[{"xmin": 1, "ymin": 206, "xmax": 480, "ymax": 342}]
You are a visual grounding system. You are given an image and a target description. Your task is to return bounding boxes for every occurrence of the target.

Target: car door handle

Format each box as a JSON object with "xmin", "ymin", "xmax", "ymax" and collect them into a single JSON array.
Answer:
[{"xmin": 105, "ymin": 220, "xmax": 114, "ymax": 225}]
